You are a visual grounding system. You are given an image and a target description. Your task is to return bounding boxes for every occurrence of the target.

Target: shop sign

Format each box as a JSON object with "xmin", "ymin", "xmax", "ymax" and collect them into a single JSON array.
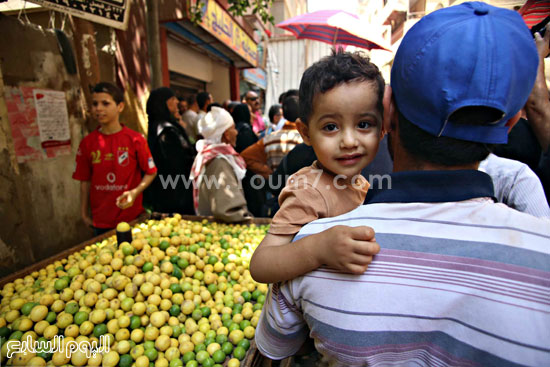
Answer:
[
  {"xmin": 27, "ymin": 0, "xmax": 131, "ymax": 30},
  {"xmin": 242, "ymin": 68, "xmax": 267, "ymax": 89},
  {"xmin": 196, "ymin": 0, "xmax": 258, "ymax": 67}
]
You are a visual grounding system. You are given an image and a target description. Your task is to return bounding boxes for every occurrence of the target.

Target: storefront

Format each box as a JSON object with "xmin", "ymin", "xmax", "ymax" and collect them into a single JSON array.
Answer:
[{"xmin": 159, "ymin": 0, "xmax": 259, "ymax": 103}]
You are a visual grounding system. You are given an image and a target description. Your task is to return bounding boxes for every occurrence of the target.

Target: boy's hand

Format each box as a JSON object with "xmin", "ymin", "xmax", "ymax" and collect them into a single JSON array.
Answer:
[
  {"xmin": 317, "ymin": 225, "xmax": 380, "ymax": 274},
  {"xmin": 82, "ymin": 214, "xmax": 93, "ymax": 227},
  {"xmin": 116, "ymin": 190, "xmax": 137, "ymax": 209}
]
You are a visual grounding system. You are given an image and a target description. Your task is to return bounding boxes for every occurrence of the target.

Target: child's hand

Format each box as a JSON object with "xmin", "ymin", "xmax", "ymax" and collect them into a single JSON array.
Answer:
[
  {"xmin": 318, "ymin": 225, "xmax": 380, "ymax": 274},
  {"xmin": 116, "ymin": 190, "xmax": 136, "ymax": 209}
]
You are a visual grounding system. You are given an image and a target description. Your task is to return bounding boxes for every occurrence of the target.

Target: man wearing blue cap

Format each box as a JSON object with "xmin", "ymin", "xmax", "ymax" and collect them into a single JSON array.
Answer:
[{"xmin": 255, "ymin": 3, "xmax": 550, "ymax": 366}]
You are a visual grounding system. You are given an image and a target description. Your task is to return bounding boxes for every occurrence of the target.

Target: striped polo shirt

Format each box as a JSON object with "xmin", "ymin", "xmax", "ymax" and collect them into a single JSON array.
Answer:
[
  {"xmin": 263, "ymin": 122, "xmax": 303, "ymax": 171},
  {"xmin": 255, "ymin": 170, "xmax": 550, "ymax": 367}
]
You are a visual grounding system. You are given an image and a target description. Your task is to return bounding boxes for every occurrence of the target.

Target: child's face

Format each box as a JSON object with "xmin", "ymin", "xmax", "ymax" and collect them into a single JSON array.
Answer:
[
  {"xmin": 298, "ymin": 81, "xmax": 383, "ymax": 179},
  {"xmin": 92, "ymin": 92, "xmax": 123, "ymax": 125}
]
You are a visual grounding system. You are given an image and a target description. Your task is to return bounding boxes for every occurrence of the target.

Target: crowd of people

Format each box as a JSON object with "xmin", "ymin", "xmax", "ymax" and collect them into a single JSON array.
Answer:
[{"xmin": 72, "ymin": 2, "xmax": 549, "ymax": 365}]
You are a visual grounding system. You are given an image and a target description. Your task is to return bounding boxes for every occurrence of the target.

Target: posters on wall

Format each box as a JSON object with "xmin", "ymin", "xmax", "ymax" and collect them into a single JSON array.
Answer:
[
  {"xmin": 27, "ymin": 0, "xmax": 131, "ymax": 30},
  {"xmin": 5, "ymin": 86, "xmax": 72, "ymax": 163}
]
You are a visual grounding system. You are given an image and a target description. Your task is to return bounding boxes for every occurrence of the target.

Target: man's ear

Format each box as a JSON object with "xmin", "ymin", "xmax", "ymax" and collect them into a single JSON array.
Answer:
[
  {"xmin": 117, "ymin": 102, "xmax": 125, "ymax": 114},
  {"xmin": 505, "ymin": 111, "xmax": 521, "ymax": 133},
  {"xmin": 382, "ymin": 85, "xmax": 396, "ymax": 135},
  {"xmin": 296, "ymin": 119, "xmax": 311, "ymax": 146}
]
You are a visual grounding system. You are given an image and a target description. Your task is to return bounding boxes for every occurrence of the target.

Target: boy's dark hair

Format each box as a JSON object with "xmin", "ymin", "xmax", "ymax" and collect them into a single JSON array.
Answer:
[
  {"xmin": 268, "ymin": 104, "xmax": 282, "ymax": 123},
  {"xmin": 186, "ymin": 94, "xmax": 197, "ymax": 105},
  {"xmin": 91, "ymin": 82, "xmax": 124, "ymax": 104},
  {"xmin": 397, "ymin": 106, "xmax": 494, "ymax": 166},
  {"xmin": 197, "ymin": 92, "xmax": 211, "ymax": 110},
  {"xmin": 298, "ymin": 50, "xmax": 385, "ymax": 125},
  {"xmin": 282, "ymin": 95, "xmax": 299, "ymax": 122}
]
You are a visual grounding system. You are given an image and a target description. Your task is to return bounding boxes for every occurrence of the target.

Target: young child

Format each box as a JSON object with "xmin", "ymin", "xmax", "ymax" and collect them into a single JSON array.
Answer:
[
  {"xmin": 250, "ymin": 51, "xmax": 384, "ymax": 283},
  {"xmin": 73, "ymin": 82, "xmax": 157, "ymax": 236}
]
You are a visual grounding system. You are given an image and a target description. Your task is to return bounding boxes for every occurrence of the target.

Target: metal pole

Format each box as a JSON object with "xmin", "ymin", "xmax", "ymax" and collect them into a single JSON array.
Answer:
[{"xmin": 146, "ymin": 0, "xmax": 163, "ymax": 89}]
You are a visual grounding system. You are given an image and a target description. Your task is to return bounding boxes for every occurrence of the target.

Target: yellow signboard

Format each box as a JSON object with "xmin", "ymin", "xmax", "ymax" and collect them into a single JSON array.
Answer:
[{"xmin": 197, "ymin": 0, "xmax": 258, "ymax": 67}]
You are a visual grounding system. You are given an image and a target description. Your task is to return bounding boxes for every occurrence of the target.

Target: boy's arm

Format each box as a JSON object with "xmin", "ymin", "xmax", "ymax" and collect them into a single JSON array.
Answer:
[
  {"xmin": 250, "ymin": 225, "xmax": 379, "ymax": 284},
  {"xmin": 80, "ymin": 181, "xmax": 93, "ymax": 227}
]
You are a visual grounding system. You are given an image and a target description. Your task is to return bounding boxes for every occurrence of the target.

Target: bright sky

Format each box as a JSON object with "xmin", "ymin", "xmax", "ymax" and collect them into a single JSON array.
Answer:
[{"xmin": 307, "ymin": 0, "xmax": 358, "ymax": 13}]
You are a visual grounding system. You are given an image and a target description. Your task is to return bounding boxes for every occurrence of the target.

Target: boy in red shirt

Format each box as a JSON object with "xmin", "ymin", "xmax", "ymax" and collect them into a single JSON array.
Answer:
[{"xmin": 73, "ymin": 83, "xmax": 157, "ymax": 235}]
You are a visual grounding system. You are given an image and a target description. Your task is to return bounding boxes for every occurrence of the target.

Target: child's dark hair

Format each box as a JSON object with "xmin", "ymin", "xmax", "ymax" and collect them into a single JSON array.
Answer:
[
  {"xmin": 299, "ymin": 49, "xmax": 385, "ymax": 125},
  {"xmin": 91, "ymin": 82, "xmax": 124, "ymax": 105}
]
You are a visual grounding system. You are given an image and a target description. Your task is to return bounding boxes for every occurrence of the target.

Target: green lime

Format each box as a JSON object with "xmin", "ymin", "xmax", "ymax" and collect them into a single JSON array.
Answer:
[
  {"xmin": 215, "ymin": 334, "xmax": 228, "ymax": 345},
  {"xmin": 222, "ymin": 319, "xmax": 232, "ymax": 328},
  {"xmin": 159, "ymin": 241, "xmax": 170, "ymax": 251},
  {"xmin": 37, "ymin": 351, "xmax": 52, "ymax": 360},
  {"xmin": 142, "ymin": 262, "xmax": 154, "ymax": 272},
  {"xmin": 101, "ymin": 283, "xmax": 108, "ymax": 292},
  {"xmin": 61, "ymin": 275, "xmax": 70, "ymax": 283},
  {"xmin": 221, "ymin": 313, "xmax": 231, "ymax": 322},
  {"xmin": 170, "ymin": 358, "xmax": 184, "ymax": 367},
  {"xmin": 253, "ymin": 303, "xmax": 263, "ymax": 312},
  {"xmin": 74, "ymin": 311, "xmax": 89, "ymax": 325},
  {"xmin": 241, "ymin": 291, "xmax": 251, "ymax": 302},
  {"xmin": 45, "ymin": 311, "xmax": 56, "ymax": 324},
  {"xmin": 0, "ymin": 327, "xmax": 11, "ymax": 338},
  {"xmin": 251, "ymin": 290, "xmax": 261, "ymax": 300},
  {"xmin": 178, "ymin": 245, "xmax": 186, "ymax": 252},
  {"xmin": 228, "ymin": 323, "xmax": 240, "ymax": 332},
  {"xmin": 21, "ymin": 302, "xmax": 37, "ymax": 316},
  {"xmin": 177, "ymin": 258, "xmax": 189, "ymax": 269},
  {"xmin": 207, "ymin": 256, "xmax": 218, "ymax": 265},
  {"xmin": 144, "ymin": 348, "xmax": 158, "ymax": 361},
  {"xmin": 93, "ymin": 323, "xmax": 107, "ymax": 337},
  {"xmin": 205, "ymin": 330, "xmax": 216, "ymax": 340},
  {"xmin": 192, "ymin": 309, "xmax": 202, "ymax": 321},
  {"xmin": 181, "ymin": 282, "xmax": 192, "ymax": 292},
  {"xmin": 189, "ymin": 244, "xmax": 198, "ymax": 253},
  {"xmin": 239, "ymin": 320, "xmax": 251, "ymax": 331},
  {"xmin": 182, "ymin": 351, "xmax": 196, "ymax": 363},
  {"xmin": 169, "ymin": 304, "xmax": 181, "ymax": 317},
  {"xmin": 170, "ymin": 255, "xmax": 179, "ymax": 264},
  {"xmin": 120, "ymin": 354, "xmax": 133, "ymax": 367},
  {"xmin": 201, "ymin": 307, "xmax": 211, "ymax": 318},
  {"xmin": 54, "ymin": 278, "xmax": 68, "ymax": 291},
  {"xmin": 171, "ymin": 325, "xmax": 182, "ymax": 338},
  {"xmin": 65, "ymin": 302, "xmax": 79, "ymax": 315},
  {"xmin": 219, "ymin": 271, "xmax": 228, "ymax": 278},
  {"xmin": 233, "ymin": 346, "xmax": 246, "ymax": 361},
  {"xmin": 213, "ymin": 365, "xmax": 223, "ymax": 367},
  {"xmin": 194, "ymin": 343, "xmax": 206, "ymax": 353},
  {"xmin": 195, "ymin": 350, "xmax": 209, "ymax": 364},
  {"xmin": 9, "ymin": 330, "xmax": 23, "ymax": 340},
  {"xmin": 257, "ymin": 295, "xmax": 266, "ymax": 304},
  {"xmin": 172, "ymin": 266, "xmax": 183, "ymax": 279},
  {"xmin": 143, "ymin": 341, "xmax": 155, "ymax": 350},
  {"xmin": 207, "ymin": 284, "xmax": 218, "ymax": 295},
  {"xmin": 221, "ymin": 341, "xmax": 233, "ymax": 355},
  {"xmin": 130, "ymin": 315, "xmax": 141, "ymax": 330},
  {"xmin": 202, "ymin": 357, "xmax": 215, "ymax": 367},
  {"xmin": 204, "ymin": 337, "xmax": 215, "ymax": 346},
  {"xmin": 186, "ymin": 361, "xmax": 198, "ymax": 367},
  {"xmin": 212, "ymin": 349, "xmax": 226, "ymax": 364},
  {"xmin": 121, "ymin": 243, "xmax": 134, "ymax": 256},
  {"xmin": 169, "ymin": 283, "xmax": 182, "ymax": 294},
  {"xmin": 193, "ymin": 271, "xmax": 204, "ymax": 281},
  {"xmin": 237, "ymin": 339, "xmax": 250, "ymax": 351}
]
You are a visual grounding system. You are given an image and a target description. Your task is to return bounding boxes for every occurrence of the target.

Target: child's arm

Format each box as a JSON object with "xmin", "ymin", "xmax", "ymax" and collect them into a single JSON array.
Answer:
[
  {"xmin": 80, "ymin": 181, "xmax": 93, "ymax": 227},
  {"xmin": 250, "ymin": 225, "xmax": 379, "ymax": 284}
]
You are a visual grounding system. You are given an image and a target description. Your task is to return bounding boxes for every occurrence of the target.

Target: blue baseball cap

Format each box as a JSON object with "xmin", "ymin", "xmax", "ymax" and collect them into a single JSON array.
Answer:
[{"xmin": 391, "ymin": 2, "xmax": 539, "ymax": 144}]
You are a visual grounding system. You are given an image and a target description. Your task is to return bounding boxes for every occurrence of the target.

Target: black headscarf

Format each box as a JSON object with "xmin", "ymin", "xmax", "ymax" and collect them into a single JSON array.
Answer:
[
  {"xmin": 231, "ymin": 103, "xmax": 251, "ymax": 126},
  {"xmin": 146, "ymin": 87, "xmax": 179, "ymax": 151}
]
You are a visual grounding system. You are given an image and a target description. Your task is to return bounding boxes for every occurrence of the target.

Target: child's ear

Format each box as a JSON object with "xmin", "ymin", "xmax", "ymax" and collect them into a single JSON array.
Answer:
[
  {"xmin": 117, "ymin": 102, "xmax": 125, "ymax": 114},
  {"xmin": 296, "ymin": 119, "xmax": 311, "ymax": 146}
]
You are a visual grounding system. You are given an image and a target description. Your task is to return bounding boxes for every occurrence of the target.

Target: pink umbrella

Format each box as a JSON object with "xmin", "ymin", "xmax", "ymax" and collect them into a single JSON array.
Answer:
[{"xmin": 277, "ymin": 10, "xmax": 390, "ymax": 51}]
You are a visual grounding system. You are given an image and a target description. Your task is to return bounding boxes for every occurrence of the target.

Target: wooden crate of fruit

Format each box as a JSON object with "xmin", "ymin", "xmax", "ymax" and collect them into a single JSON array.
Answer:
[{"xmin": 0, "ymin": 214, "xmax": 273, "ymax": 367}]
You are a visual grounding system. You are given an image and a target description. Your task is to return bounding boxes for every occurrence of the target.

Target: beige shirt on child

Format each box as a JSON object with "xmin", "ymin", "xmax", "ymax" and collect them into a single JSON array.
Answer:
[{"xmin": 269, "ymin": 161, "xmax": 370, "ymax": 235}]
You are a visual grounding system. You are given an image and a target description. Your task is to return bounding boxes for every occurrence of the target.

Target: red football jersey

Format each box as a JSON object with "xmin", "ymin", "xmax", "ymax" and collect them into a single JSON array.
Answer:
[{"xmin": 73, "ymin": 126, "xmax": 157, "ymax": 228}]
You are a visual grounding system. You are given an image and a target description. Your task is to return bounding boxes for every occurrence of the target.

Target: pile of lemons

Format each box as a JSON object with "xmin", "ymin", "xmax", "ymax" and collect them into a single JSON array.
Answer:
[{"xmin": 0, "ymin": 215, "xmax": 270, "ymax": 367}]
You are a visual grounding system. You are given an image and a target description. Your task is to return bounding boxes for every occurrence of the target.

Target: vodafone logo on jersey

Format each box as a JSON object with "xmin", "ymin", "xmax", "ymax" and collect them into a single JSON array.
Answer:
[
  {"xmin": 106, "ymin": 172, "xmax": 116, "ymax": 183},
  {"xmin": 118, "ymin": 150, "xmax": 129, "ymax": 166}
]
